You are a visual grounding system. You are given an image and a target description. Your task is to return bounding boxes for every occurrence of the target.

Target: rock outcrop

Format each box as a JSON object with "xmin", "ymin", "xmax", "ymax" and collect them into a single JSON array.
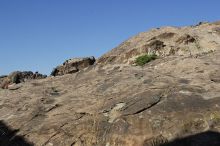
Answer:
[
  {"xmin": 98, "ymin": 21, "xmax": 220, "ymax": 65},
  {"xmin": 51, "ymin": 56, "xmax": 96, "ymax": 76},
  {"xmin": 0, "ymin": 71, "xmax": 47, "ymax": 89},
  {"xmin": 0, "ymin": 21, "xmax": 220, "ymax": 146}
]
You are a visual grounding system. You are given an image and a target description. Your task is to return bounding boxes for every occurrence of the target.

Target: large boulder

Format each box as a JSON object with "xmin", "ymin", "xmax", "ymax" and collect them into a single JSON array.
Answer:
[
  {"xmin": 51, "ymin": 56, "xmax": 96, "ymax": 76},
  {"xmin": 0, "ymin": 71, "xmax": 47, "ymax": 89}
]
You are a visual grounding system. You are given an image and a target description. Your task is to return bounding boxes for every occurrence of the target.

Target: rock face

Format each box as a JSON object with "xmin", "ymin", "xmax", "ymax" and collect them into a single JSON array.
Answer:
[
  {"xmin": 0, "ymin": 71, "xmax": 47, "ymax": 89},
  {"xmin": 51, "ymin": 56, "xmax": 96, "ymax": 76},
  {"xmin": 98, "ymin": 21, "xmax": 220, "ymax": 65},
  {"xmin": 0, "ymin": 21, "xmax": 220, "ymax": 146}
]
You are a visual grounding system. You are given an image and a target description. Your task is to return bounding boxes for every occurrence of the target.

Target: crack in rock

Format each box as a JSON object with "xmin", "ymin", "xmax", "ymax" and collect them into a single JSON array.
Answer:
[
  {"xmin": 123, "ymin": 96, "xmax": 162, "ymax": 116},
  {"xmin": 42, "ymin": 131, "xmax": 60, "ymax": 146}
]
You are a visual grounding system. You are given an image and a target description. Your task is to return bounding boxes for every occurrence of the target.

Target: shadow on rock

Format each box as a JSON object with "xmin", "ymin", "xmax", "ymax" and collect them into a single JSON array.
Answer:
[
  {"xmin": 0, "ymin": 121, "xmax": 33, "ymax": 146},
  {"xmin": 159, "ymin": 131, "xmax": 220, "ymax": 146}
]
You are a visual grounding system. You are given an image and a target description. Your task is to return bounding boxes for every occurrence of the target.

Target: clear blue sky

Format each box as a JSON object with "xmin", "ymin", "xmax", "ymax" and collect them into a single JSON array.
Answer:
[{"xmin": 0, "ymin": 0, "xmax": 220, "ymax": 75}]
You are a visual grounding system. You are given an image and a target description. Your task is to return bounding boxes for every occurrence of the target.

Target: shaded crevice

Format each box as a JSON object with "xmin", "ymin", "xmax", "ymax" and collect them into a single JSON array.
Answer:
[{"xmin": 70, "ymin": 141, "xmax": 76, "ymax": 146}]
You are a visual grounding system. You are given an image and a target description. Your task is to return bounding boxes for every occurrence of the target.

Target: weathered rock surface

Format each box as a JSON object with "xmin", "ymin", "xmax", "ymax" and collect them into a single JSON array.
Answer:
[
  {"xmin": 1, "ymin": 21, "xmax": 220, "ymax": 146},
  {"xmin": 98, "ymin": 21, "xmax": 220, "ymax": 65},
  {"xmin": 51, "ymin": 56, "xmax": 96, "ymax": 76},
  {"xmin": 0, "ymin": 71, "xmax": 47, "ymax": 89}
]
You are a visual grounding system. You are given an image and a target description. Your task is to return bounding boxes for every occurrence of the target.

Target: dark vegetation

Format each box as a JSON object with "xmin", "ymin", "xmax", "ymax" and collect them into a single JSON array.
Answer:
[{"xmin": 135, "ymin": 53, "xmax": 157, "ymax": 66}]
